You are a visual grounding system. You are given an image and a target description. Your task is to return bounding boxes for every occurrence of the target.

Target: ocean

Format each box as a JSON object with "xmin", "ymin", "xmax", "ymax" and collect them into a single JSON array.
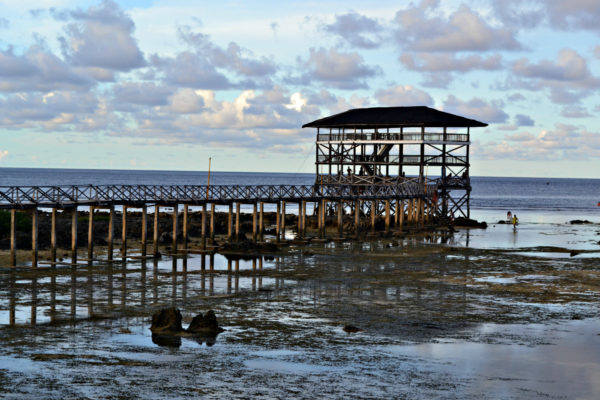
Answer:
[{"xmin": 1, "ymin": 167, "xmax": 599, "ymax": 215}]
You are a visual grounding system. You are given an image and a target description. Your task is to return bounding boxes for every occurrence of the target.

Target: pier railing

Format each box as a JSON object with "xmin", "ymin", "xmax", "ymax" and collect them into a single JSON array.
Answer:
[{"xmin": 0, "ymin": 181, "xmax": 436, "ymax": 209}]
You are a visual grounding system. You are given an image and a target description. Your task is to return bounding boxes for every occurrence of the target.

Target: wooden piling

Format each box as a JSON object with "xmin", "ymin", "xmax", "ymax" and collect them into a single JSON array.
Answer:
[
  {"xmin": 71, "ymin": 208, "xmax": 78, "ymax": 262},
  {"xmin": 31, "ymin": 208, "xmax": 38, "ymax": 268},
  {"xmin": 281, "ymin": 201, "xmax": 286, "ymax": 241},
  {"xmin": 297, "ymin": 201, "xmax": 303, "ymax": 238},
  {"xmin": 201, "ymin": 204, "xmax": 207, "ymax": 249},
  {"xmin": 399, "ymin": 200, "xmax": 405, "ymax": 229},
  {"xmin": 354, "ymin": 199, "xmax": 360, "ymax": 238},
  {"xmin": 210, "ymin": 203, "xmax": 215, "ymax": 244},
  {"xmin": 227, "ymin": 204, "xmax": 233, "ymax": 241},
  {"xmin": 88, "ymin": 206, "xmax": 94, "ymax": 259},
  {"xmin": 302, "ymin": 201, "xmax": 307, "ymax": 237},
  {"xmin": 121, "ymin": 205, "xmax": 127, "ymax": 258},
  {"xmin": 141, "ymin": 206, "xmax": 147, "ymax": 256},
  {"xmin": 235, "ymin": 203, "xmax": 241, "ymax": 241},
  {"xmin": 153, "ymin": 205, "xmax": 159, "ymax": 257},
  {"xmin": 337, "ymin": 200, "xmax": 343, "ymax": 237},
  {"xmin": 10, "ymin": 209, "xmax": 16, "ymax": 267},
  {"xmin": 252, "ymin": 203, "xmax": 257, "ymax": 242},
  {"xmin": 172, "ymin": 204, "xmax": 178, "ymax": 252},
  {"xmin": 371, "ymin": 200, "xmax": 376, "ymax": 233},
  {"xmin": 51, "ymin": 208, "xmax": 57, "ymax": 262},
  {"xmin": 183, "ymin": 204, "xmax": 188, "ymax": 249},
  {"xmin": 385, "ymin": 200, "xmax": 390, "ymax": 234},
  {"xmin": 259, "ymin": 202, "xmax": 264, "ymax": 241},
  {"xmin": 108, "ymin": 206, "xmax": 114, "ymax": 260},
  {"xmin": 276, "ymin": 202, "xmax": 281, "ymax": 242}
]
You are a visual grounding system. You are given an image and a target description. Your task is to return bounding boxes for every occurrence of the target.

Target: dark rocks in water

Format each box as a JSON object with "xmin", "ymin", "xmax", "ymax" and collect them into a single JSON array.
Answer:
[
  {"xmin": 220, "ymin": 239, "xmax": 279, "ymax": 257},
  {"xmin": 453, "ymin": 217, "xmax": 487, "ymax": 228},
  {"xmin": 570, "ymin": 220, "xmax": 592, "ymax": 225},
  {"xmin": 150, "ymin": 307, "xmax": 183, "ymax": 334},
  {"xmin": 152, "ymin": 333, "xmax": 182, "ymax": 348},
  {"xmin": 187, "ymin": 310, "xmax": 224, "ymax": 334},
  {"xmin": 343, "ymin": 325, "xmax": 361, "ymax": 333},
  {"xmin": 497, "ymin": 220, "xmax": 507, "ymax": 224}
]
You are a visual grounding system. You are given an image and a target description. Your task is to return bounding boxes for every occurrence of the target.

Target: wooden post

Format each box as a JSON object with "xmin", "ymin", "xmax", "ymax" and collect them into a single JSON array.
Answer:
[
  {"xmin": 31, "ymin": 208, "xmax": 38, "ymax": 268},
  {"xmin": 302, "ymin": 201, "xmax": 307, "ymax": 237},
  {"xmin": 108, "ymin": 206, "xmax": 114, "ymax": 260},
  {"xmin": 354, "ymin": 200, "xmax": 360, "ymax": 238},
  {"xmin": 297, "ymin": 202, "xmax": 303, "ymax": 239},
  {"xmin": 227, "ymin": 203, "xmax": 233, "ymax": 241},
  {"xmin": 71, "ymin": 208, "xmax": 78, "ymax": 263},
  {"xmin": 252, "ymin": 203, "xmax": 257, "ymax": 242},
  {"xmin": 385, "ymin": 200, "xmax": 390, "ymax": 234},
  {"xmin": 371, "ymin": 200, "xmax": 376, "ymax": 233},
  {"xmin": 201, "ymin": 204, "xmax": 207, "ymax": 249},
  {"xmin": 276, "ymin": 202, "xmax": 281, "ymax": 242},
  {"xmin": 399, "ymin": 200, "xmax": 405, "ymax": 229},
  {"xmin": 183, "ymin": 204, "xmax": 188, "ymax": 249},
  {"xmin": 259, "ymin": 202, "xmax": 264, "ymax": 241},
  {"xmin": 281, "ymin": 201, "xmax": 286, "ymax": 241},
  {"xmin": 88, "ymin": 206, "xmax": 94, "ymax": 259},
  {"xmin": 172, "ymin": 204, "xmax": 178, "ymax": 252},
  {"xmin": 50, "ymin": 208, "xmax": 57, "ymax": 262},
  {"xmin": 121, "ymin": 205, "xmax": 127, "ymax": 258},
  {"xmin": 141, "ymin": 206, "xmax": 147, "ymax": 256},
  {"xmin": 235, "ymin": 202, "xmax": 241, "ymax": 241},
  {"xmin": 337, "ymin": 200, "xmax": 343, "ymax": 237},
  {"xmin": 153, "ymin": 205, "xmax": 159, "ymax": 257},
  {"xmin": 10, "ymin": 209, "xmax": 16, "ymax": 267},
  {"xmin": 320, "ymin": 200, "xmax": 326, "ymax": 238},
  {"xmin": 395, "ymin": 199, "xmax": 400, "ymax": 227},
  {"xmin": 210, "ymin": 203, "xmax": 215, "ymax": 244}
]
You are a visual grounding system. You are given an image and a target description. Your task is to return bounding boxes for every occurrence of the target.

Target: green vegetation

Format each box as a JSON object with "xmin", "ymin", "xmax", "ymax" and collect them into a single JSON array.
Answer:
[{"xmin": 0, "ymin": 209, "xmax": 31, "ymax": 233}]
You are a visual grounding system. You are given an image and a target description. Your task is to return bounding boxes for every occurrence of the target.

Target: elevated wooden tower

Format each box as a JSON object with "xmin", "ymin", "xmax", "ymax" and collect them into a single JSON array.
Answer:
[{"xmin": 302, "ymin": 106, "xmax": 487, "ymax": 219}]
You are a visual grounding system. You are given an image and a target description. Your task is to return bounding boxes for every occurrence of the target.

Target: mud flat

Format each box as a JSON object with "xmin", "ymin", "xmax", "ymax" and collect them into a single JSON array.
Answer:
[{"xmin": 0, "ymin": 213, "xmax": 599, "ymax": 399}]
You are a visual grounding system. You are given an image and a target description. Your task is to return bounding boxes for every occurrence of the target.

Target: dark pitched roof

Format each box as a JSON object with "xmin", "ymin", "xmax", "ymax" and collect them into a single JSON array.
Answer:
[{"xmin": 302, "ymin": 106, "xmax": 488, "ymax": 128}]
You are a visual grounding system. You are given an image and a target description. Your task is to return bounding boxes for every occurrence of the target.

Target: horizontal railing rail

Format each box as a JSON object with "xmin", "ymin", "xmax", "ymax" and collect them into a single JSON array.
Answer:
[
  {"xmin": 0, "ymin": 182, "xmax": 436, "ymax": 209},
  {"xmin": 316, "ymin": 133, "xmax": 469, "ymax": 142}
]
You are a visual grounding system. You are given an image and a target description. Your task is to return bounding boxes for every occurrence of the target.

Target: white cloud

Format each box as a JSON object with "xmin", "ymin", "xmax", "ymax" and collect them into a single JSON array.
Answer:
[
  {"xmin": 443, "ymin": 95, "xmax": 509, "ymax": 123},
  {"xmin": 375, "ymin": 85, "xmax": 433, "ymax": 106},
  {"xmin": 323, "ymin": 11, "xmax": 385, "ymax": 49},
  {"xmin": 0, "ymin": 150, "xmax": 8, "ymax": 160}
]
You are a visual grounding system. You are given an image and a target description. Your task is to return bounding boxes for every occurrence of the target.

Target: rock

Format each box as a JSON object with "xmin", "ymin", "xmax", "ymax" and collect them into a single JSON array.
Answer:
[
  {"xmin": 187, "ymin": 310, "xmax": 224, "ymax": 334},
  {"xmin": 570, "ymin": 220, "xmax": 592, "ymax": 225},
  {"xmin": 343, "ymin": 325, "xmax": 361, "ymax": 333},
  {"xmin": 159, "ymin": 231, "xmax": 173, "ymax": 244},
  {"xmin": 453, "ymin": 217, "xmax": 487, "ymax": 228},
  {"xmin": 150, "ymin": 307, "xmax": 183, "ymax": 334},
  {"xmin": 152, "ymin": 334, "xmax": 182, "ymax": 348}
]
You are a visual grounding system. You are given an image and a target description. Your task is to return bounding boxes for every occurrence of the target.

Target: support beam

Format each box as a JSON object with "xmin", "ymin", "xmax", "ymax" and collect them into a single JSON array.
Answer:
[
  {"xmin": 121, "ymin": 206, "xmax": 128, "ymax": 258},
  {"xmin": 87, "ymin": 206, "xmax": 95, "ymax": 259},
  {"xmin": 298, "ymin": 202, "xmax": 303, "ymax": 239},
  {"xmin": 385, "ymin": 200, "xmax": 390, "ymax": 234},
  {"xmin": 337, "ymin": 200, "xmax": 343, "ymax": 237},
  {"xmin": 210, "ymin": 203, "xmax": 215, "ymax": 244},
  {"xmin": 141, "ymin": 206, "xmax": 147, "ymax": 257},
  {"xmin": 172, "ymin": 204, "xmax": 178, "ymax": 252},
  {"xmin": 259, "ymin": 202, "xmax": 264, "ymax": 241},
  {"xmin": 71, "ymin": 208, "xmax": 78, "ymax": 263},
  {"xmin": 399, "ymin": 200, "xmax": 405, "ymax": 229},
  {"xmin": 31, "ymin": 208, "xmax": 38, "ymax": 268},
  {"xmin": 227, "ymin": 204, "xmax": 233, "ymax": 241},
  {"xmin": 276, "ymin": 202, "xmax": 281, "ymax": 242},
  {"xmin": 281, "ymin": 201, "xmax": 286, "ymax": 241},
  {"xmin": 183, "ymin": 204, "xmax": 189, "ymax": 249},
  {"xmin": 153, "ymin": 205, "xmax": 159, "ymax": 257},
  {"xmin": 201, "ymin": 204, "xmax": 207, "ymax": 249},
  {"xmin": 50, "ymin": 208, "xmax": 57, "ymax": 262},
  {"xmin": 235, "ymin": 202, "xmax": 241, "ymax": 241},
  {"xmin": 302, "ymin": 201, "xmax": 307, "ymax": 237},
  {"xmin": 395, "ymin": 199, "xmax": 400, "ymax": 227},
  {"xmin": 371, "ymin": 200, "xmax": 376, "ymax": 234},
  {"xmin": 108, "ymin": 206, "xmax": 114, "ymax": 261},
  {"xmin": 354, "ymin": 200, "xmax": 360, "ymax": 238},
  {"xmin": 10, "ymin": 209, "xmax": 16, "ymax": 267},
  {"xmin": 252, "ymin": 203, "xmax": 257, "ymax": 242}
]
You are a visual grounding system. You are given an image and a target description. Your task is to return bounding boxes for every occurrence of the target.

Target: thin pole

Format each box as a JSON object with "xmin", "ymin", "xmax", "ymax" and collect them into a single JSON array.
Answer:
[
  {"xmin": 172, "ymin": 204, "xmax": 178, "ymax": 253},
  {"xmin": 50, "ymin": 208, "xmax": 57, "ymax": 262},
  {"xmin": 153, "ymin": 205, "xmax": 159, "ymax": 257},
  {"xmin": 201, "ymin": 203, "xmax": 207, "ymax": 249},
  {"xmin": 141, "ymin": 206, "xmax": 147, "ymax": 257},
  {"xmin": 183, "ymin": 204, "xmax": 189, "ymax": 249},
  {"xmin": 121, "ymin": 205, "xmax": 127, "ymax": 258},
  {"xmin": 252, "ymin": 203, "xmax": 257, "ymax": 242},
  {"xmin": 71, "ymin": 207, "xmax": 78, "ymax": 263},
  {"xmin": 88, "ymin": 206, "xmax": 94, "ymax": 260},
  {"xmin": 108, "ymin": 206, "xmax": 114, "ymax": 260},
  {"xmin": 206, "ymin": 157, "xmax": 211, "ymax": 199},
  {"xmin": 31, "ymin": 208, "xmax": 38, "ymax": 268},
  {"xmin": 10, "ymin": 209, "xmax": 16, "ymax": 267}
]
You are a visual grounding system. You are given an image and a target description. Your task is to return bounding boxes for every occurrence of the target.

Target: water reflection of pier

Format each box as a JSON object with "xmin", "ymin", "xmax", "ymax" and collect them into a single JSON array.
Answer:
[{"xmin": 0, "ymin": 253, "xmax": 284, "ymax": 327}]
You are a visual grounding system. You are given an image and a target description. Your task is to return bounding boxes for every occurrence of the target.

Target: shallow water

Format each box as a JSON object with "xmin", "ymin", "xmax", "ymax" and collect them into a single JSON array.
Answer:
[{"xmin": 1, "ymin": 215, "xmax": 599, "ymax": 399}]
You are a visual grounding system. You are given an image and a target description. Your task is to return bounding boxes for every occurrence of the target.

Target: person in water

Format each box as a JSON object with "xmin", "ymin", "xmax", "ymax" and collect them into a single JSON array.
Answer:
[
  {"xmin": 507, "ymin": 211, "xmax": 512, "ymax": 222},
  {"xmin": 512, "ymin": 214, "xmax": 519, "ymax": 229}
]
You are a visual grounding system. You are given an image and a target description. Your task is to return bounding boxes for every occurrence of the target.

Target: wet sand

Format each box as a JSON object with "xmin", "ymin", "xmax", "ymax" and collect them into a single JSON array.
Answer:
[{"xmin": 0, "ymin": 210, "xmax": 599, "ymax": 399}]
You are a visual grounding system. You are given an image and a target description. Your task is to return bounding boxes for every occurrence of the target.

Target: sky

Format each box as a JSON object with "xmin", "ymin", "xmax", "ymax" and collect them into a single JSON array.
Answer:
[{"xmin": 0, "ymin": 0, "xmax": 599, "ymax": 178}]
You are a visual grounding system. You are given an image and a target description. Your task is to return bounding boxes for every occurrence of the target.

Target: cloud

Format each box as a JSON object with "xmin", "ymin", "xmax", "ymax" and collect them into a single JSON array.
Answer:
[
  {"xmin": 400, "ymin": 53, "xmax": 503, "ymax": 73},
  {"xmin": 0, "ymin": 150, "xmax": 8, "ymax": 161},
  {"xmin": 0, "ymin": 45, "xmax": 93, "ymax": 92},
  {"xmin": 561, "ymin": 106, "xmax": 591, "ymax": 118},
  {"xmin": 112, "ymin": 82, "xmax": 173, "ymax": 108},
  {"xmin": 474, "ymin": 124, "xmax": 600, "ymax": 161},
  {"xmin": 375, "ymin": 85, "xmax": 433, "ymax": 106},
  {"xmin": 323, "ymin": 11, "xmax": 385, "ymax": 49},
  {"xmin": 58, "ymin": 0, "xmax": 145, "ymax": 71},
  {"xmin": 513, "ymin": 49, "xmax": 595, "ymax": 83},
  {"xmin": 595, "ymin": 45, "xmax": 600, "ymax": 59},
  {"xmin": 394, "ymin": 2, "xmax": 521, "ymax": 52},
  {"xmin": 491, "ymin": 0, "xmax": 544, "ymax": 29},
  {"xmin": 443, "ymin": 95, "xmax": 509, "ymax": 123},
  {"xmin": 296, "ymin": 47, "xmax": 381, "ymax": 89},
  {"xmin": 515, "ymin": 114, "xmax": 534, "ymax": 126},
  {"xmin": 545, "ymin": 0, "xmax": 600, "ymax": 32},
  {"xmin": 0, "ymin": 17, "xmax": 8, "ymax": 29}
]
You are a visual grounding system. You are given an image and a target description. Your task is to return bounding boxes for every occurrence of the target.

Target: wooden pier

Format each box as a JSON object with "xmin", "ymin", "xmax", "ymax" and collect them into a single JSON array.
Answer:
[{"xmin": 0, "ymin": 181, "xmax": 437, "ymax": 268}]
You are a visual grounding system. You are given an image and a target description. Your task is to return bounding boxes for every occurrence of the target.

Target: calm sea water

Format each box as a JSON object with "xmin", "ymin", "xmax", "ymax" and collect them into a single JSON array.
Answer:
[{"xmin": 1, "ymin": 167, "xmax": 599, "ymax": 213}]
